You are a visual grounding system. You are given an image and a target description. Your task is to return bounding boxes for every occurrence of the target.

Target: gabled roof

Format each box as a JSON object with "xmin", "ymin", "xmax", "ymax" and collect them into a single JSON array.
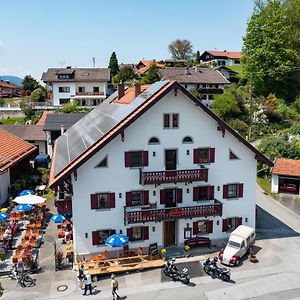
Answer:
[
  {"xmin": 271, "ymin": 158, "xmax": 300, "ymax": 177},
  {"xmin": 41, "ymin": 68, "xmax": 110, "ymax": 83},
  {"xmin": 43, "ymin": 113, "xmax": 87, "ymax": 131},
  {"xmin": 36, "ymin": 111, "xmax": 54, "ymax": 126},
  {"xmin": 49, "ymin": 81, "xmax": 273, "ymax": 187},
  {"xmin": 136, "ymin": 60, "xmax": 165, "ymax": 74},
  {"xmin": 0, "ymin": 125, "xmax": 46, "ymax": 141},
  {"xmin": 0, "ymin": 81, "xmax": 21, "ymax": 89},
  {"xmin": 0, "ymin": 129, "xmax": 37, "ymax": 172},
  {"xmin": 201, "ymin": 50, "xmax": 242, "ymax": 60},
  {"xmin": 159, "ymin": 67, "xmax": 229, "ymax": 84}
]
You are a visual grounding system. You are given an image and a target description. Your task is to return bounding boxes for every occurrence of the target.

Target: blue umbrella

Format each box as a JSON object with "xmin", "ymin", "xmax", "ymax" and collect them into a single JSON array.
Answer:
[
  {"xmin": 105, "ymin": 234, "xmax": 129, "ymax": 248},
  {"xmin": 50, "ymin": 213, "xmax": 66, "ymax": 223},
  {"xmin": 0, "ymin": 213, "xmax": 9, "ymax": 221},
  {"xmin": 13, "ymin": 204, "xmax": 34, "ymax": 212},
  {"xmin": 18, "ymin": 190, "xmax": 35, "ymax": 196}
]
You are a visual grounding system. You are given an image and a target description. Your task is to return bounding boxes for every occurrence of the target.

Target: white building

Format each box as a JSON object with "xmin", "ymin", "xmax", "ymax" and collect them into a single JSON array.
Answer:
[
  {"xmin": 42, "ymin": 67, "xmax": 111, "ymax": 107},
  {"xmin": 49, "ymin": 81, "xmax": 272, "ymax": 258},
  {"xmin": 200, "ymin": 50, "xmax": 242, "ymax": 67}
]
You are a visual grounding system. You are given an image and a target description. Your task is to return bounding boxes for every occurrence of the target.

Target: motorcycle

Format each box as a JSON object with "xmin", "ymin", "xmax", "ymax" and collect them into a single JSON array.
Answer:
[
  {"xmin": 203, "ymin": 257, "xmax": 231, "ymax": 282},
  {"xmin": 163, "ymin": 258, "xmax": 190, "ymax": 284}
]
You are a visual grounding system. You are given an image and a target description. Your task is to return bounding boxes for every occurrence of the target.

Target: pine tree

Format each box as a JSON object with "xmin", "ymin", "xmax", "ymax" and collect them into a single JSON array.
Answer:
[
  {"xmin": 195, "ymin": 50, "xmax": 201, "ymax": 64},
  {"xmin": 108, "ymin": 52, "xmax": 119, "ymax": 77}
]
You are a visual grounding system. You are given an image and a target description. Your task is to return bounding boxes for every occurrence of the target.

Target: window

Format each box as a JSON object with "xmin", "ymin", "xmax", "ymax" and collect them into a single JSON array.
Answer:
[
  {"xmin": 59, "ymin": 98, "xmax": 70, "ymax": 105},
  {"xmin": 199, "ymin": 148, "xmax": 209, "ymax": 163},
  {"xmin": 96, "ymin": 193, "xmax": 109, "ymax": 209},
  {"xmin": 193, "ymin": 186, "xmax": 214, "ymax": 201},
  {"xmin": 126, "ymin": 190, "xmax": 149, "ymax": 207},
  {"xmin": 132, "ymin": 191, "xmax": 143, "ymax": 206},
  {"xmin": 127, "ymin": 226, "xmax": 149, "ymax": 241},
  {"xmin": 208, "ymin": 95, "xmax": 214, "ymax": 100},
  {"xmin": 228, "ymin": 184, "xmax": 238, "ymax": 198},
  {"xmin": 229, "ymin": 149, "xmax": 239, "ymax": 160},
  {"xmin": 93, "ymin": 87, "xmax": 99, "ymax": 93},
  {"xmin": 124, "ymin": 151, "xmax": 148, "ymax": 168},
  {"xmin": 92, "ymin": 229, "xmax": 115, "ymax": 245},
  {"xmin": 148, "ymin": 137, "xmax": 160, "ymax": 145},
  {"xmin": 58, "ymin": 87, "xmax": 70, "ymax": 93},
  {"xmin": 58, "ymin": 74, "xmax": 73, "ymax": 79},
  {"xmin": 184, "ymin": 228, "xmax": 192, "ymax": 239},
  {"xmin": 95, "ymin": 156, "xmax": 107, "ymax": 168},
  {"xmin": 193, "ymin": 220, "xmax": 213, "ymax": 234},
  {"xmin": 182, "ymin": 136, "xmax": 193, "ymax": 144},
  {"xmin": 78, "ymin": 87, "xmax": 86, "ymax": 93},
  {"xmin": 163, "ymin": 113, "xmax": 179, "ymax": 129},
  {"xmin": 90, "ymin": 192, "xmax": 115, "ymax": 209},
  {"xmin": 223, "ymin": 183, "xmax": 243, "ymax": 199},
  {"xmin": 194, "ymin": 148, "xmax": 215, "ymax": 164},
  {"xmin": 223, "ymin": 217, "xmax": 241, "ymax": 232}
]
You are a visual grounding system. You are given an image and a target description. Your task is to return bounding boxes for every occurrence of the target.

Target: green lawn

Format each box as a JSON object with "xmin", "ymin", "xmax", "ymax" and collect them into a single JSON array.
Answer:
[
  {"xmin": 257, "ymin": 177, "xmax": 271, "ymax": 194},
  {"xmin": 0, "ymin": 117, "xmax": 25, "ymax": 125},
  {"xmin": 43, "ymin": 189, "xmax": 55, "ymax": 201}
]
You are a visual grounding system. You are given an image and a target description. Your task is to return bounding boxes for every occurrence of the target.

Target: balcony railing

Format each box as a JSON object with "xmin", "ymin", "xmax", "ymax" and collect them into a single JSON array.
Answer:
[
  {"xmin": 197, "ymin": 88, "xmax": 223, "ymax": 94},
  {"xmin": 75, "ymin": 92, "xmax": 104, "ymax": 96},
  {"xmin": 124, "ymin": 200, "xmax": 222, "ymax": 224},
  {"xmin": 140, "ymin": 168, "xmax": 208, "ymax": 185}
]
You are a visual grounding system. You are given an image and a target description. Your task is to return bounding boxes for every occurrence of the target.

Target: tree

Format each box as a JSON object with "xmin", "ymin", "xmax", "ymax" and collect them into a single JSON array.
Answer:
[
  {"xmin": 59, "ymin": 101, "xmax": 79, "ymax": 113},
  {"xmin": 140, "ymin": 64, "xmax": 161, "ymax": 84},
  {"xmin": 30, "ymin": 86, "xmax": 46, "ymax": 102},
  {"xmin": 242, "ymin": 0, "xmax": 300, "ymax": 101},
  {"xmin": 112, "ymin": 66, "xmax": 138, "ymax": 85},
  {"xmin": 195, "ymin": 50, "xmax": 201, "ymax": 65},
  {"xmin": 168, "ymin": 39, "xmax": 194, "ymax": 60},
  {"xmin": 108, "ymin": 52, "xmax": 119, "ymax": 77},
  {"xmin": 22, "ymin": 75, "xmax": 39, "ymax": 92}
]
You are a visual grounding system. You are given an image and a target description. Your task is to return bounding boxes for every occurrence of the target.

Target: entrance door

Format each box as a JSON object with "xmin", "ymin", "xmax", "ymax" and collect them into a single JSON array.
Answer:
[
  {"xmin": 164, "ymin": 221, "xmax": 176, "ymax": 247},
  {"xmin": 165, "ymin": 189, "xmax": 177, "ymax": 208},
  {"xmin": 165, "ymin": 149, "xmax": 177, "ymax": 170}
]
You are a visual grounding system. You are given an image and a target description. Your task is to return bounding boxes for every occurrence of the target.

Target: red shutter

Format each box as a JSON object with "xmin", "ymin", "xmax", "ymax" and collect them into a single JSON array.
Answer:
[
  {"xmin": 109, "ymin": 193, "xmax": 115, "ymax": 208},
  {"xmin": 236, "ymin": 217, "xmax": 242, "ymax": 227},
  {"xmin": 125, "ymin": 152, "xmax": 131, "ymax": 167},
  {"xmin": 126, "ymin": 192, "xmax": 132, "ymax": 207},
  {"xmin": 109, "ymin": 229, "xmax": 116, "ymax": 236},
  {"xmin": 143, "ymin": 151, "xmax": 149, "ymax": 167},
  {"xmin": 193, "ymin": 149, "xmax": 200, "ymax": 164},
  {"xmin": 143, "ymin": 226, "xmax": 149, "ymax": 240},
  {"xmin": 238, "ymin": 183, "xmax": 244, "ymax": 198},
  {"xmin": 209, "ymin": 186, "xmax": 214, "ymax": 200},
  {"xmin": 127, "ymin": 228, "xmax": 133, "ymax": 241},
  {"xmin": 90, "ymin": 194, "xmax": 97, "ymax": 209},
  {"xmin": 143, "ymin": 190, "xmax": 149, "ymax": 205},
  {"xmin": 209, "ymin": 148, "xmax": 215, "ymax": 163},
  {"xmin": 222, "ymin": 219, "xmax": 228, "ymax": 232},
  {"xmin": 92, "ymin": 231, "xmax": 99, "ymax": 245},
  {"xmin": 193, "ymin": 187, "xmax": 200, "ymax": 201},
  {"xmin": 193, "ymin": 222, "xmax": 199, "ymax": 235},
  {"xmin": 207, "ymin": 220, "xmax": 213, "ymax": 233},
  {"xmin": 176, "ymin": 189, "xmax": 183, "ymax": 203},
  {"xmin": 160, "ymin": 190, "xmax": 166, "ymax": 204},
  {"xmin": 223, "ymin": 185, "xmax": 228, "ymax": 199}
]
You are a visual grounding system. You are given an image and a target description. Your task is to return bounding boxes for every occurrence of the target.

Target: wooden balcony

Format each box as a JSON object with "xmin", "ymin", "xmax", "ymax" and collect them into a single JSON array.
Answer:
[
  {"xmin": 75, "ymin": 92, "xmax": 104, "ymax": 96},
  {"xmin": 140, "ymin": 168, "xmax": 208, "ymax": 185},
  {"xmin": 124, "ymin": 200, "xmax": 222, "ymax": 224}
]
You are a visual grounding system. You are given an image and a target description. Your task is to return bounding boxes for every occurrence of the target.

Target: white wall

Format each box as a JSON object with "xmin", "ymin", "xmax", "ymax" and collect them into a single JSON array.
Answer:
[
  {"xmin": 71, "ymin": 89, "xmax": 257, "ymax": 255},
  {"xmin": 271, "ymin": 174, "xmax": 279, "ymax": 193},
  {"xmin": 52, "ymin": 82, "xmax": 76, "ymax": 106},
  {"xmin": 0, "ymin": 170, "xmax": 10, "ymax": 206}
]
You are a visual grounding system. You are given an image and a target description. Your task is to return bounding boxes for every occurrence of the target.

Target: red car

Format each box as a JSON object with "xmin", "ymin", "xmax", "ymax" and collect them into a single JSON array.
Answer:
[{"xmin": 281, "ymin": 183, "xmax": 298, "ymax": 193}]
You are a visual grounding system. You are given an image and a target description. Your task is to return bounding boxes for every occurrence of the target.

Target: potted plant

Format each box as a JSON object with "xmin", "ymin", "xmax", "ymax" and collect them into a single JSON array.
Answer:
[
  {"xmin": 55, "ymin": 250, "xmax": 64, "ymax": 269},
  {"xmin": 161, "ymin": 248, "xmax": 167, "ymax": 260},
  {"xmin": 249, "ymin": 248, "xmax": 258, "ymax": 263},
  {"xmin": 184, "ymin": 245, "xmax": 190, "ymax": 258}
]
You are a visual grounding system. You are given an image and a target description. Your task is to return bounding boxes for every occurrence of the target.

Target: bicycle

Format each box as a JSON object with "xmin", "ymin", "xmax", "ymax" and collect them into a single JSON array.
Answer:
[{"xmin": 9, "ymin": 265, "xmax": 36, "ymax": 288}]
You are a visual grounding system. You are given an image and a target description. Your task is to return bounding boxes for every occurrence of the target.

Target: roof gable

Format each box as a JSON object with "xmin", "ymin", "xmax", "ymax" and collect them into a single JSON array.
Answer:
[{"xmin": 272, "ymin": 158, "xmax": 300, "ymax": 177}]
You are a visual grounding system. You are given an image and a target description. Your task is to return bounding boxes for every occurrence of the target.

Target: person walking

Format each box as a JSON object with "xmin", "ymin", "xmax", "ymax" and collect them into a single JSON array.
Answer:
[
  {"xmin": 78, "ymin": 264, "xmax": 84, "ymax": 288},
  {"xmin": 83, "ymin": 271, "xmax": 92, "ymax": 296},
  {"xmin": 111, "ymin": 274, "xmax": 120, "ymax": 299}
]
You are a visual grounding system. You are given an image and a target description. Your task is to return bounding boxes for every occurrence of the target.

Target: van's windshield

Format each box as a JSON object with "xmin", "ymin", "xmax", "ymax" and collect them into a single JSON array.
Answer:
[{"xmin": 227, "ymin": 240, "xmax": 241, "ymax": 248}]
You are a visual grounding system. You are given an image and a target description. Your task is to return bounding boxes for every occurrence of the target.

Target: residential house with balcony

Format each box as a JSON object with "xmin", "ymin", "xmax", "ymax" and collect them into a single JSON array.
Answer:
[
  {"xmin": 159, "ymin": 67, "xmax": 230, "ymax": 106},
  {"xmin": 41, "ymin": 67, "xmax": 111, "ymax": 107},
  {"xmin": 200, "ymin": 50, "xmax": 242, "ymax": 67},
  {"xmin": 49, "ymin": 80, "xmax": 272, "ymax": 258}
]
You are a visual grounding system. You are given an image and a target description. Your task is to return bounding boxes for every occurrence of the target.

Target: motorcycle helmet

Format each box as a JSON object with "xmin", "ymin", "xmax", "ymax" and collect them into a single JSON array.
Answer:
[{"xmin": 171, "ymin": 257, "xmax": 176, "ymax": 264}]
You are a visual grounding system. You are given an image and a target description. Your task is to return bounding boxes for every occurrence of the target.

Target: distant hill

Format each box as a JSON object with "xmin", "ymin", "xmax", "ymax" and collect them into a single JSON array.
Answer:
[{"xmin": 0, "ymin": 76, "xmax": 23, "ymax": 86}]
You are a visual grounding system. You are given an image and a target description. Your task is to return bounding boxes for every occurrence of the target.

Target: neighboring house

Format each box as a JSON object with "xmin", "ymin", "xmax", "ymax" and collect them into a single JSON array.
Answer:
[
  {"xmin": 49, "ymin": 80, "xmax": 272, "ymax": 258},
  {"xmin": 159, "ymin": 67, "xmax": 230, "ymax": 106},
  {"xmin": 136, "ymin": 60, "xmax": 165, "ymax": 75},
  {"xmin": 41, "ymin": 67, "xmax": 111, "ymax": 107},
  {"xmin": 43, "ymin": 113, "xmax": 86, "ymax": 157},
  {"xmin": 0, "ymin": 125, "xmax": 47, "ymax": 155},
  {"xmin": 271, "ymin": 158, "xmax": 300, "ymax": 195},
  {"xmin": 200, "ymin": 50, "xmax": 242, "ymax": 67},
  {"xmin": 0, "ymin": 80, "xmax": 21, "ymax": 98},
  {"xmin": 0, "ymin": 129, "xmax": 36, "ymax": 205},
  {"xmin": 214, "ymin": 66, "xmax": 239, "ymax": 83}
]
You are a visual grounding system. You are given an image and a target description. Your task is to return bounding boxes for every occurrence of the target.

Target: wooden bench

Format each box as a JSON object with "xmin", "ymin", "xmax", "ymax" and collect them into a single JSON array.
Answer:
[{"xmin": 184, "ymin": 236, "xmax": 211, "ymax": 248}]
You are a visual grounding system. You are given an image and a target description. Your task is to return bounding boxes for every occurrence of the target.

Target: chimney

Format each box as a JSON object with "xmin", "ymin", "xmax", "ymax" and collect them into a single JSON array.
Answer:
[
  {"xmin": 194, "ymin": 66, "xmax": 198, "ymax": 73},
  {"xmin": 60, "ymin": 125, "xmax": 64, "ymax": 135},
  {"xmin": 185, "ymin": 67, "xmax": 189, "ymax": 75},
  {"xmin": 118, "ymin": 83, "xmax": 125, "ymax": 99},
  {"xmin": 134, "ymin": 83, "xmax": 141, "ymax": 97},
  {"xmin": 66, "ymin": 66, "xmax": 72, "ymax": 69}
]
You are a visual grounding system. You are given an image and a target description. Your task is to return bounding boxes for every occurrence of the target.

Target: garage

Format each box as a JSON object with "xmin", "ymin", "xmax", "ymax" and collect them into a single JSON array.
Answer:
[{"xmin": 271, "ymin": 158, "xmax": 300, "ymax": 195}]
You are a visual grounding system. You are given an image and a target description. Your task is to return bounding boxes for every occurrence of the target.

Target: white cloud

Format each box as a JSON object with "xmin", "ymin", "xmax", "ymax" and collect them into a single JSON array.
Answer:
[{"xmin": 0, "ymin": 41, "xmax": 3, "ymax": 48}]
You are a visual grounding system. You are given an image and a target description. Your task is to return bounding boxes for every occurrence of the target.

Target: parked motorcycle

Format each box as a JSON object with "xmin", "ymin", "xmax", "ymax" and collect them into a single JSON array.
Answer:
[
  {"xmin": 163, "ymin": 258, "xmax": 190, "ymax": 284},
  {"xmin": 203, "ymin": 257, "xmax": 231, "ymax": 282}
]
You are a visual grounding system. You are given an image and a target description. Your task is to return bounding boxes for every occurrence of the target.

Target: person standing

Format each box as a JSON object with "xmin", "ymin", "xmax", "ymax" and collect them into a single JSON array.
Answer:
[
  {"xmin": 78, "ymin": 264, "xmax": 84, "ymax": 287},
  {"xmin": 83, "ymin": 271, "xmax": 92, "ymax": 296},
  {"xmin": 111, "ymin": 274, "xmax": 120, "ymax": 300}
]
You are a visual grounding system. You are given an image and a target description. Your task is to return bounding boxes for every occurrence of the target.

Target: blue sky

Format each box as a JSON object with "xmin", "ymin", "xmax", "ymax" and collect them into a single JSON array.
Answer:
[{"xmin": 0, "ymin": 0, "xmax": 254, "ymax": 80}]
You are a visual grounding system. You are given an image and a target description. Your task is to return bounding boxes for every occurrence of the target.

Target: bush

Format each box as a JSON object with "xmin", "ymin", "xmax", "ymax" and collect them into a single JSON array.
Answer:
[
  {"xmin": 228, "ymin": 119, "xmax": 249, "ymax": 137},
  {"xmin": 294, "ymin": 96, "xmax": 300, "ymax": 113}
]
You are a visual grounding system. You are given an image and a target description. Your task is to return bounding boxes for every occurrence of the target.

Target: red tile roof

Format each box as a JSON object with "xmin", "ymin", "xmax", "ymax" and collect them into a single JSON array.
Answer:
[
  {"xmin": 137, "ymin": 60, "xmax": 165, "ymax": 74},
  {"xmin": 0, "ymin": 81, "xmax": 21, "ymax": 89},
  {"xmin": 36, "ymin": 111, "xmax": 54, "ymax": 126},
  {"xmin": 272, "ymin": 158, "xmax": 300, "ymax": 177},
  {"xmin": 206, "ymin": 51, "xmax": 242, "ymax": 60},
  {"xmin": 114, "ymin": 85, "xmax": 151, "ymax": 104},
  {"xmin": 0, "ymin": 129, "xmax": 37, "ymax": 172}
]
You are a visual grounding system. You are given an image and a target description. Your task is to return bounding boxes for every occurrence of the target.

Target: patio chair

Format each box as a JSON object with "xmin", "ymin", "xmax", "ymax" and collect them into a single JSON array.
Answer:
[
  {"xmin": 12, "ymin": 256, "xmax": 18, "ymax": 264},
  {"xmin": 17, "ymin": 245, "xmax": 23, "ymax": 250},
  {"xmin": 137, "ymin": 247, "xmax": 143, "ymax": 256},
  {"xmin": 104, "ymin": 250, "xmax": 110, "ymax": 259}
]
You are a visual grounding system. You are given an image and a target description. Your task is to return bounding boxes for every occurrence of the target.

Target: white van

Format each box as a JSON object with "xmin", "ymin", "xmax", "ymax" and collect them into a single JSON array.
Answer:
[{"xmin": 218, "ymin": 225, "xmax": 255, "ymax": 266}]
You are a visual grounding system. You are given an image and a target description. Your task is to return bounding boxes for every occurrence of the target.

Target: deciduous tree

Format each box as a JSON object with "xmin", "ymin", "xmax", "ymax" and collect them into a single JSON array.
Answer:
[
  {"xmin": 140, "ymin": 64, "xmax": 161, "ymax": 84},
  {"xmin": 112, "ymin": 66, "xmax": 138, "ymax": 85},
  {"xmin": 168, "ymin": 39, "xmax": 194, "ymax": 60}
]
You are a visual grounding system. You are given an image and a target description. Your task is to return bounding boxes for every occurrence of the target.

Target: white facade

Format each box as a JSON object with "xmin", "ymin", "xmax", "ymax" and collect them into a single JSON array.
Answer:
[
  {"xmin": 70, "ymin": 89, "xmax": 257, "ymax": 256},
  {"xmin": 212, "ymin": 58, "xmax": 240, "ymax": 67},
  {"xmin": 271, "ymin": 174, "xmax": 279, "ymax": 193},
  {"xmin": 51, "ymin": 81, "xmax": 108, "ymax": 107},
  {"xmin": 0, "ymin": 170, "xmax": 10, "ymax": 206}
]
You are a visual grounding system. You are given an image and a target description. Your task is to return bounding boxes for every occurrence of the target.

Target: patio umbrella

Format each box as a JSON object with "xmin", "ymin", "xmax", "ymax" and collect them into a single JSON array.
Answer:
[
  {"xmin": 13, "ymin": 204, "xmax": 34, "ymax": 212},
  {"xmin": 13, "ymin": 194, "xmax": 46, "ymax": 205},
  {"xmin": 0, "ymin": 213, "xmax": 9, "ymax": 221},
  {"xmin": 105, "ymin": 234, "xmax": 129, "ymax": 248},
  {"xmin": 18, "ymin": 190, "xmax": 35, "ymax": 196},
  {"xmin": 50, "ymin": 214, "xmax": 66, "ymax": 224}
]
